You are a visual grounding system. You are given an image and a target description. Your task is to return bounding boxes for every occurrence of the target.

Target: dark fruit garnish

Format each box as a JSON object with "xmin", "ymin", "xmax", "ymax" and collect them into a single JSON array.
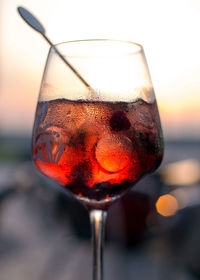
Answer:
[{"xmin": 109, "ymin": 111, "xmax": 131, "ymax": 131}]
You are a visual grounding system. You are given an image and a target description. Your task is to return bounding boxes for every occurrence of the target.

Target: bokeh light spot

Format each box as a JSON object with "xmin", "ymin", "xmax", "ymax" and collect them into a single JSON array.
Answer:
[{"xmin": 156, "ymin": 194, "xmax": 178, "ymax": 217}]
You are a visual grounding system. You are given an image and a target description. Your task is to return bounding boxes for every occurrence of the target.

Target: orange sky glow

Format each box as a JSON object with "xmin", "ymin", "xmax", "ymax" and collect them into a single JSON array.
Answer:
[{"xmin": 0, "ymin": 0, "xmax": 200, "ymax": 139}]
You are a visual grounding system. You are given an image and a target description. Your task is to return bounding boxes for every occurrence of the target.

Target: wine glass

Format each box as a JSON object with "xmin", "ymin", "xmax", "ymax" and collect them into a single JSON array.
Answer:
[{"xmin": 31, "ymin": 39, "xmax": 163, "ymax": 280}]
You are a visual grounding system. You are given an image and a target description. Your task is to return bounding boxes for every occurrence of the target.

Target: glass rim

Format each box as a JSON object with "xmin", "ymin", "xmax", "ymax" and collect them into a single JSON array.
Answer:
[{"xmin": 51, "ymin": 39, "xmax": 143, "ymax": 58}]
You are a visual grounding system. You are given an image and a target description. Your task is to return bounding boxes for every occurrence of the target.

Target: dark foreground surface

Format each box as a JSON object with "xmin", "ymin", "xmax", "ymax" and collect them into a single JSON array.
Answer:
[{"xmin": 0, "ymin": 135, "xmax": 200, "ymax": 280}]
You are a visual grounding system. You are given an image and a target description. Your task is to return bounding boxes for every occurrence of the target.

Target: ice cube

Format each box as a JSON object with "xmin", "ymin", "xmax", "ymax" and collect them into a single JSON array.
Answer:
[
  {"xmin": 42, "ymin": 99, "xmax": 85, "ymax": 132},
  {"xmin": 34, "ymin": 126, "xmax": 69, "ymax": 164},
  {"xmin": 81, "ymin": 102, "xmax": 111, "ymax": 135},
  {"xmin": 95, "ymin": 134, "xmax": 133, "ymax": 173},
  {"xmin": 129, "ymin": 100, "xmax": 155, "ymax": 132}
]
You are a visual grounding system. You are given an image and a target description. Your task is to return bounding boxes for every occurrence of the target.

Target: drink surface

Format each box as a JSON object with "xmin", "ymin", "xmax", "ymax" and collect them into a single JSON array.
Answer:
[{"xmin": 32, "ymin": 98, "xmax": 163, "ymax": 205}]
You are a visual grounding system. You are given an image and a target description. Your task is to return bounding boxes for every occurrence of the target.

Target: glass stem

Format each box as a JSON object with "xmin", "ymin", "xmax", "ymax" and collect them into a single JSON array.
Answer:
[{"xmin": 90, "ymin": 209, "xmax": 107, "ymax": 280}]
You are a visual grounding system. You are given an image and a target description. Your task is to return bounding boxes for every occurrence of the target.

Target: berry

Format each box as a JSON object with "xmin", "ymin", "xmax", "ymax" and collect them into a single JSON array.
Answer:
[{"xmin": 109, "ymin": 111, "xmax": 131, "ymax": 131}]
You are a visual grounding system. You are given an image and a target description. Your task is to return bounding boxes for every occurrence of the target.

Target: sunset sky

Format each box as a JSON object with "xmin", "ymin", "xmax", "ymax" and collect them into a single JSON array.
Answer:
[{"xmin": 1, "ymin": 0, "xmax": 200, "ymax": 139}]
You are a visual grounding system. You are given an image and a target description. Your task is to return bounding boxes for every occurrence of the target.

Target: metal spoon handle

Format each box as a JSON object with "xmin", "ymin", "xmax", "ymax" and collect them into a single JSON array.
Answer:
[{"xmin": 17, "ymin": 6, "xmax": 91, "ymax": 89}]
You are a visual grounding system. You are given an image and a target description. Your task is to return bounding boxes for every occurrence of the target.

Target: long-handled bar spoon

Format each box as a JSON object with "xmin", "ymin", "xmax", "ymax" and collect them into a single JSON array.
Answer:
[{"xmin": 17, "ymin": 6, "xmax": 91, "ymax": 89}]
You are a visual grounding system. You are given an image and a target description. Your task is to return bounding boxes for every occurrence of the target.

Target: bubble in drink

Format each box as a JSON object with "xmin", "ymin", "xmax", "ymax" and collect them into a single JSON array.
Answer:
[{"xmin": 95, "ymin": 135, "xmax": 133, "ymax": 173}]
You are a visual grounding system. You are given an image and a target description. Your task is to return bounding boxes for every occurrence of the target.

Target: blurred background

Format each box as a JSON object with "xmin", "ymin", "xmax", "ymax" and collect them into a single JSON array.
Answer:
[{"xmin": 0, "ymin": 0, "xmax": 200, "ymax": 279}]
